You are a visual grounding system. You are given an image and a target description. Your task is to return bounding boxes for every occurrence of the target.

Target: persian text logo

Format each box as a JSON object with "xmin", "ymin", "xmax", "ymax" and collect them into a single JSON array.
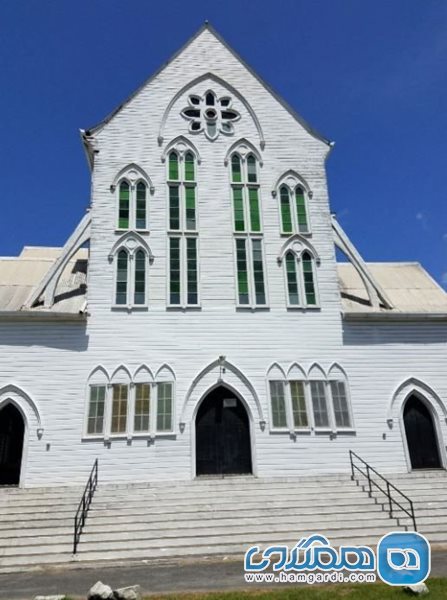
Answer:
[
  {"xmin": 244, "ymin": 534, "xmax": 376, "ymax": 573},
  {"xmin": 377, "ymin": 532, "xmax": 430, "ymax": 586}
]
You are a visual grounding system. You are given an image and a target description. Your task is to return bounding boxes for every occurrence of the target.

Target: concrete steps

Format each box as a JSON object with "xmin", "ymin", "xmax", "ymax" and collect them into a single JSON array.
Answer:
[{"xmin": 1, "ymin": 470, "xmax": 447, "ymax": 572}]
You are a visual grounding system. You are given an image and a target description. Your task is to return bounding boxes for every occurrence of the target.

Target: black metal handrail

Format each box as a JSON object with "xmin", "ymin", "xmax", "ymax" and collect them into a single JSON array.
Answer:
[
  {"xmin": 349, "ymin": 450, "xmax": 417, "ymax": 531},
  {"xmin": 73, "ymin": 458, "xmax": 98, "ymax": 554}
]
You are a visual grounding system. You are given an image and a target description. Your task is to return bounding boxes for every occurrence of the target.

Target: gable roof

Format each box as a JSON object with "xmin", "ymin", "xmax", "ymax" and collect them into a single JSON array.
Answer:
[{"xmin": 83, "ymin": 22, "xmax": 331, "ymax": 147}]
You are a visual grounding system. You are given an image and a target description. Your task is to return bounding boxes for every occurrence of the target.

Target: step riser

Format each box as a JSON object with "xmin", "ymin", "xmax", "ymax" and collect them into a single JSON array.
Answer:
[
  {"xmin": 0, "ymin": 480, "xmax": 357, "ymax": 502},
  {"xmin": 0, "ymin": 495, "xmax": 376, "ymax": 518},
  {"xmin": 0, "ymin": 488, "xmax": 368, "ymax": 510}
]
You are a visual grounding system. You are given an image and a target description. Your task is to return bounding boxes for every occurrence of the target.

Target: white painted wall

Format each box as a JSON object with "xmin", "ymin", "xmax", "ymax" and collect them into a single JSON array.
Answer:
[{"xmin": 1, "ymin": 27, "xmax": 446, "ymax": 486}]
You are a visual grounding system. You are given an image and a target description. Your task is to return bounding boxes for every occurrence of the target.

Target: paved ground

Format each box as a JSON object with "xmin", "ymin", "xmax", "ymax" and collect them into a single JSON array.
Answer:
[{"xmin": 0, "ymin": 552, "xmax": 446, "ymax": 600}]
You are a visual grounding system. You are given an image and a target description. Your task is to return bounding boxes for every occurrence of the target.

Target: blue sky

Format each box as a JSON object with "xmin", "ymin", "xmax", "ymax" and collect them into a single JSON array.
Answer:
[{"xmin": 1, "ymin": 1, "xmax": 446, "ymax": 287}]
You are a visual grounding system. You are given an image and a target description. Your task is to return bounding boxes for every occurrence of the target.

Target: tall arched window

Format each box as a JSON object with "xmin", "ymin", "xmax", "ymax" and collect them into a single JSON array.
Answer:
[
  {"xmin": 113, "ymin": 240, "xmax": 150, "ymax": 307},
  {"xmin": 167, "ymin": 148, "xmax": 199, "ymax": 307},
  {"xmin": 302, "ymin": 251, "xmax": 317, "ymax": 306},
  {"xmin": 278, "ymin": 184, "xmax": 310, "ymax": 235},
  {"xmin": 134, "ymin": 249, "xmax": 146, "ymax": 305},
  {"xmin": 116, "ymin": 178, "xmax": 149, "ymax": 230},
  {"xmin": 283, "ymin": 247, "xmax": 318, "ymax": 308},
  {"xmin": 230, "ymin": 151, "xmax": 266, "ymax": 307},
  {"xmin": 135, "ymin": 182, "xmax": 147, "ymax": 230},
  {"xmin": 116, "ymin": 249, "xmax": 129, "ymax": 305},
  {"xmin": 118, "ymin": 181, "xmax": 130, "ymax": 230}
]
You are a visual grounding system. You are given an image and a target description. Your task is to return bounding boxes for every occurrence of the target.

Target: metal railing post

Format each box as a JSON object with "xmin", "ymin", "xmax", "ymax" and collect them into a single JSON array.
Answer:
[
  {"xmin": 349, "ymin": 451, "xmax": 355, "ymax": 480},
  {"xmin": 387, "ymin": 481, "xmax": 393, "ymax": 518},
  {"xmin": 366, "ymin": 464, "xmax": 372, "ymax": 497}
]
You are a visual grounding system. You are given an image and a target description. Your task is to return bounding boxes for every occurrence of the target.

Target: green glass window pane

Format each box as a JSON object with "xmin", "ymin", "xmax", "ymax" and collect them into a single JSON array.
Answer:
[
  {"xmin": 295, "ymin": 188, "xmax": 308, "ymax": 233},
  {"xmin": 111, "ymin": 384, "xmax": 128, "ymax": 434},
  {"xmin": 302, "ymin": 252, "xmax": 317, "ymax": 305},
  {"xmin": 269, "ymin": 381, "xmax": 287, "ymax": 428},
  {"xmin": 252, "ymin": 239, "xmax": 266, "ymax": 305},
  {"xmin": 185, "ymin": 185, "xmax": 196, "ymax": 230},
  {"xmin": 247, "ymin": 155, "xmax": 257, "ymax": 183},
  {"xmin": 236, "ymin": 239, "xmax": 249, "ymax": 304},
  {"xmin": 136, "ymin": 182, "xmax": 147, "ymax": 229},
  {"xmin": 231, "ymin": 154, "xmax": 242, "ymax": 183},
  {"xmin": 232, "ymin": 187, "xmax": 245, "ymax": 232},
  {"xmin": 331, "ymin": 381, "xmax": 351, "ymax": 428},
  {"xmin": 168, "ymin": 152, "xmax": 179, "ymax": 180},
  {"xmin": 290, "ymin": 380, "xmax": 308, "ymax": 427},
  {"xmin": 157, "ymin": 382, "xmax": 173, "ymax": 432},
  {"xmin": 310, "ymin": 381, "xmax": 329, "ymax": 428},
  {"xmin": 280, "ymin": 186, "xmax": 292, "ymax": 233},
  {"xmin": 116, "ymin": 249, "xmax": 128, "ymax": 305},
  {"xmin": 87, "ymin": 385, "xmax": 105, "ymax": 434},
  {"xmin": 118, "ymin": 181, "xmax": 130, "ymax": 229},
  {"xmin": 169, "ymin": 238, "xmax": 181, "ymax": 305},
  {"xmin": 186, "ymin": 237, "xmax": 198, "ymax": 305},
  {"xmin": 285, "ymin": 252, "xmax": 299, "ymax": 305},
  {"xmin": 249, "ymin": 187, "xmax": 261, "ymax": 232},
  {"xmin": 184, "ymin": 152, "xmax": 195, "ymax": 181},
  {"xmin": 169, "ymin": 185, "xmax": 180, "ymax": 230},
  {"xmin": 134, "ymin": 249, "xmax": 146, "ymax": 305},
  {"xmin": 134, "ymin": 383, "xmax": 151, "ymax": 432}
]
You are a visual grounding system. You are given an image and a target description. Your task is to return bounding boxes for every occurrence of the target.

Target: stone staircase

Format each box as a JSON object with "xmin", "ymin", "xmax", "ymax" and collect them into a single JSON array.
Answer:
[{"xmin": 0, "ymin": 470, "xmax": 446, "ymax": 572}]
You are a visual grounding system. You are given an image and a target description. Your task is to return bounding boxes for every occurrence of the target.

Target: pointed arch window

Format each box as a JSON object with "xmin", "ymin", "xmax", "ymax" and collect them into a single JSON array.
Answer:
[
  {"xmin": 116, "ymin": 249, "xmax": 129, "ymax": 305},
  {"xmin": 230, "ymin": 152, "xmax": 261, "ymax": 233},
  {"xmin": 267, "ymin": 364, "xmax": 353, "ymax": 433},
  {"xmin": 116, "ymin": 179, "xmax": 149, "ymax": 231},
  {"xmin": 113, "ymin": 241, "xmax": 150, "ymax": 308},
  {"xmin": 279, "ymin": 184, "xmax": 310, "ymax": 235},
  {"xmin": 85, "ymin": 366, "xmax": 175, "ymax": 439},
  {"xmin": 229, "ymin": 150, "xmax": 266, "ymax": 307},
  {"xmin": 283, "ymin": 247, "xmax": 318, "ymax": 308},
  {"xmin": 167, "ymin": 147, "xmax": 199, "ymax": 307}
]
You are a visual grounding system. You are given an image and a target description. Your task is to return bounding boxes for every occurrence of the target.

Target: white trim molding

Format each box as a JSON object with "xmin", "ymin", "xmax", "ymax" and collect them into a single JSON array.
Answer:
[
  {"xmin": 0, "ymin": 384, "xmax": 44, "ymax": 438},
  {"xmin": 180, "ymin": 358, "xmax": 265, "ymax": 426}
]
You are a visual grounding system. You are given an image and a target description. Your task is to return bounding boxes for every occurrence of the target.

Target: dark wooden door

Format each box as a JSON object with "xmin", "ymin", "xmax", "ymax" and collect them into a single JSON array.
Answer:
[
  {"xmin": 196, "ymin": 387, "xmax": 252, "ymax": 476},
  {"xmin": 0, "ymin": 404, "xmax": 25, "ymax": 485},
  {"xmin": 404, "ymin": 395, "xmax": 441, "ymax": 469}
]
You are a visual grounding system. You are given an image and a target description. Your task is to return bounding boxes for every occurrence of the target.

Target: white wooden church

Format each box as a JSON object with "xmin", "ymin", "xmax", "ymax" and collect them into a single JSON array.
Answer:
[{"xmin": 1, "ymin": 23, "xmax": 447, "ymax": 489}]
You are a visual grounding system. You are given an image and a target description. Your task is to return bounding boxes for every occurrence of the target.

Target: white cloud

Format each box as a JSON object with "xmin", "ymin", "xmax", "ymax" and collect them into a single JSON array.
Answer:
[{"xmin": 416, "ymin": 212, "xmax": 429, "ymax": 230}]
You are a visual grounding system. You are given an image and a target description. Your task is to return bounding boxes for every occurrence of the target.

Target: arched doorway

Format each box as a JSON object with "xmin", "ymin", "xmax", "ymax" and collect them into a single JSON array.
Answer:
[
  {"xmin": 0, "ymin": 403, "xmax": 25, "ymax": 485},
  {"xmin": 196, "ymin": 386, "xmax": 252, "ymax": 476},
  {"xmin": 403, "ymin": 395, "xmax": 442, "ymax": 470}
]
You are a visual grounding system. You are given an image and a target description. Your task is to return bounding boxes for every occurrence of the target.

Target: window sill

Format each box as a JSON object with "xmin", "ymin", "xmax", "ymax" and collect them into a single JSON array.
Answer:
[
  {"xmin": 111, "ymin": 305, "xmax": 149, "ymax": 312},
  {"xmin": 114, "ymin": 228, "xmax": 151, "ymax": 235},
  {"xmin": 280, "ymin": 231, "xmax": 312, "ymax": 237},
  {"xmin": 166, "ymin": 305, "xmax": 202, "ymax": 311},
  {"xmin": 286, "ymin": 305, "xmax": 321, "ymax": 311},
  {"xmin": 313, "ymin": 428, "xmax": 334, "ymax": 435},
  {"xmin": 82, "ymin": 432, "xmax": 177, "ymax": 442},
  {"xmin": 269, "ymin": 428, "xmax": 312, "ymax": 435},
  {"xmin": 236, "ymin": 305, "xmax": 270, "ymax": 312},
  {"xmin": 334, "ymin": 428, "xmax": 356, "ymax": 435}
]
